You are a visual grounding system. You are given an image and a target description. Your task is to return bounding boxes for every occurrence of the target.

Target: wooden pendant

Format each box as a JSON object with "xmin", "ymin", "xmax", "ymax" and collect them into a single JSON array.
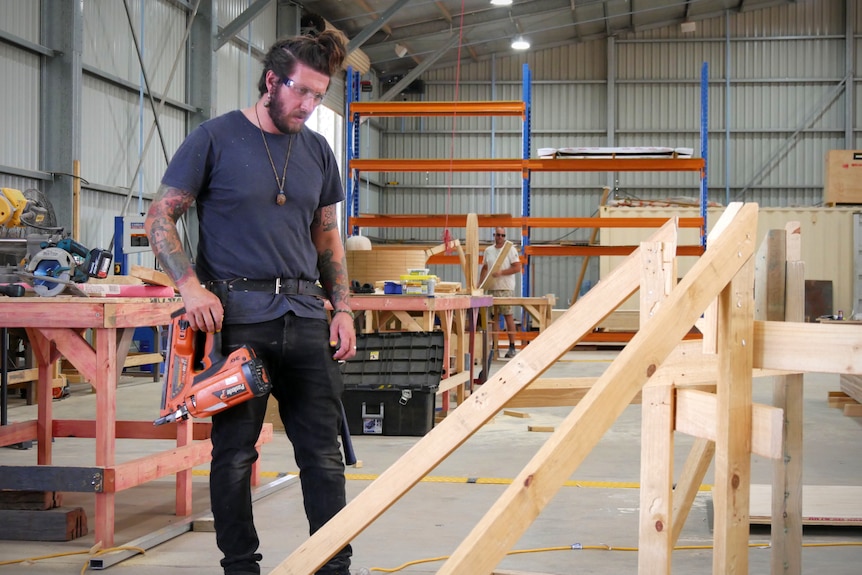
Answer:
[{"xmin": 276, "ymin": 191, "xmax": 286, "ymax": 206}]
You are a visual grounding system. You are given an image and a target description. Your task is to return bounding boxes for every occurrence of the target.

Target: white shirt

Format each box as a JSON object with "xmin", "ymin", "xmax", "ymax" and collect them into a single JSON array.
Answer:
[{"xmin": 483, "ymin": 244, "xmax": 520, "ymax": 291}]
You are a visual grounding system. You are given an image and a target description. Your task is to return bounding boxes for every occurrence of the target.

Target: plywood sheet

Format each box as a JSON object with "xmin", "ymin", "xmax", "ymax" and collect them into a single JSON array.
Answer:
[{"xmin": 748, "ymin": 484, "xmax": 862, "ymax": 526}]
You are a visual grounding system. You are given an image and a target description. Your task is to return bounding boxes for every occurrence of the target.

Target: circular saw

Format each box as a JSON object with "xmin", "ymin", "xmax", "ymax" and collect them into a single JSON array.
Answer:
[{"xmin": 25, "ymin": 247, "xmax": 75, "ymax": 297}]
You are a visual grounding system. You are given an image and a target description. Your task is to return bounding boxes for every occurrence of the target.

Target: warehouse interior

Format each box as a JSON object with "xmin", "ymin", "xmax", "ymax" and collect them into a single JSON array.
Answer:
[{"xmin": 2, "ymin": 0, "xmax": 862, "ymax": 574}]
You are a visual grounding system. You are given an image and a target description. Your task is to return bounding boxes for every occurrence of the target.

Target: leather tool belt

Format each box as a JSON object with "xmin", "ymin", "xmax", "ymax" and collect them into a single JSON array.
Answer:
[{"xmin": 207, "ymin": 278, "xmax": 327, "ymax": 298}]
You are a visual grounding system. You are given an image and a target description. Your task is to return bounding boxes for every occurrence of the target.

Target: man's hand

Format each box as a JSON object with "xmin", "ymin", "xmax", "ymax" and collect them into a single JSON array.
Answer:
[
  {"xmin": 330, "ymin": 311, "xmax": 357, "ymax": 361},
  {"xmin": 179, "ymin": 282, "xmax": 224, "ymax": 333}
]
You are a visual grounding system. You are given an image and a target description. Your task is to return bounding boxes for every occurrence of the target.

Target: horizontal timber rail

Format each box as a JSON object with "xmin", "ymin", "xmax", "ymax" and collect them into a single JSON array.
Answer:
[{"xmin": 350, "ymin": 157, "xmax": 704, "ymax": 173}]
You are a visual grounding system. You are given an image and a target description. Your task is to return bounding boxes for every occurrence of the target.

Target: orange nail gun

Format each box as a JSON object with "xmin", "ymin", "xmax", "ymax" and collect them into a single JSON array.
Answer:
[{"xmin": 154, "ymin": 310, "xmax": 272, "ymax": 426}]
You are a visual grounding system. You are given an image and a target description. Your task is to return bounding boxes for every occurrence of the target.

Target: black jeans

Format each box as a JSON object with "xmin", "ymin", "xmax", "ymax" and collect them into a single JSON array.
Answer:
[{"xmin": 210, "ymin": 313, "xmax": 351, "ymax": 575}]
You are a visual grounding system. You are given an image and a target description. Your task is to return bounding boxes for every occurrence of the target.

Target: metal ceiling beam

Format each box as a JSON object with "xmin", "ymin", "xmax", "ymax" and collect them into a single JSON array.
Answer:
[
  {"xmin": 216, "ymin": 0, "xmax": 271, "ymax": 50},
  {"xmin": 379, "ymin": 33, "xmax": 463, "ymax": 102},
  {"xmin": 346, "ymin": 0, "xmax": 412, "ymax": 52},
  {"xmin": 362, "ymin": 0, "xmax": 571, "ymax": 49}
]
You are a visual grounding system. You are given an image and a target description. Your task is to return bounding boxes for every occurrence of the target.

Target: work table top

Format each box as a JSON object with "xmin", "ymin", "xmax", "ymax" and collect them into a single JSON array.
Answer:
[
  {"xmin": 0, "ymin": 296, "xmax": 184, "ymax": 329},
  {"xmin": 347, "ymin": 293, "xmax": 493, "ymax": 311}
]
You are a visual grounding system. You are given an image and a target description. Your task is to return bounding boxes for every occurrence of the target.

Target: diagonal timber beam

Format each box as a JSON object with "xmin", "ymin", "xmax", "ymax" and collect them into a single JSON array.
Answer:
[
  {"xmin": 269, "ymin": 218, "xmax": 681, "ymax": 574},
  {"xmin": 435, "ymin": 204, "xmax": 758, "ymax": 574}
]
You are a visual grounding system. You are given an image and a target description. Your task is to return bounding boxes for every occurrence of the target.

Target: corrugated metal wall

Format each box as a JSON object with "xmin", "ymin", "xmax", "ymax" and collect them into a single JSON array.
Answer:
[{"xmin": 349, "ymin": 0, "xmax": 857, "ymax": 305}]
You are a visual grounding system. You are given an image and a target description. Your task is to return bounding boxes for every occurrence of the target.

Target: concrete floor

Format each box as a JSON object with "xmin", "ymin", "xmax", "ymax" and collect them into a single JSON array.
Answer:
[{"xmin": 1, "ymin": 349, "xmax": 861, "ymax": 574}]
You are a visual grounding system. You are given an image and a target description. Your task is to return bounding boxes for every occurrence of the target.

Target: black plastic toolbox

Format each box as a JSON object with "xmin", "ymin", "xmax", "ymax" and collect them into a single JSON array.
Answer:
[{"xmin": 340, "ymin": 331, "xmax": 444, "ymax": 436}]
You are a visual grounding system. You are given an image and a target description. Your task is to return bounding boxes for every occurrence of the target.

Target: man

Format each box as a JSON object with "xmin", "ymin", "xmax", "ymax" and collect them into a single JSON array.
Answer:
[
  {"xmin": 145, "ymin": 31, "xmax": 355, "ymax": 575},
  {"xmin": 479, "ymin": 227, "xmax": 522, "ymax": 359}
]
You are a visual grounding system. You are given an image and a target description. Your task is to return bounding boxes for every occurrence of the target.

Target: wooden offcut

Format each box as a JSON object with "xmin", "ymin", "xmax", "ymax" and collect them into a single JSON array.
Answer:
[
  {"xmin": 129, "ymin": 265, "xmax": 176, "ymax": 289},
  {"xmin": 840, "ymin": 374, "xmax": 862, "ymax": 405},
  {"xmin": 0, "ymin": 490, "xmax": 62, "ymax": 510},
  {"xmin": 0, "ymin": 507, "xmax": 88, "ymax": 541}
]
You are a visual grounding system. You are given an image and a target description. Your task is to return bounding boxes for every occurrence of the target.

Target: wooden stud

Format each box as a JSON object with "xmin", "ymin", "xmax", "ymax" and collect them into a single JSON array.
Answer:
[
  {"xmin": 465, "ymin": 213, "xmax": 479, "ymax": 290},
  {"xmin": 638, "ymin": 236, "xmax": 677, "ymax": 575},
  {"xmin": 754, "ymin": 229, "xmax": 786, "ymax": 321},
  {"xmin": 712, "ymin": 255, "xmax": 755, "ymax": 574},
  {"xmin": 503, "ymin": 409, "xmax": 530, "ymax": 419},
  {"xmin": 771, "ymin": 222, "xmax": 804, "ymax": 575}
]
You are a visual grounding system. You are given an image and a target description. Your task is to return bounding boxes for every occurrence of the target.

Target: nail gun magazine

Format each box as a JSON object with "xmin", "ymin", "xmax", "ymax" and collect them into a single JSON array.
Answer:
[{"xmin": 154, "ymin": 309, "xmax": 272, "ymax": 426}]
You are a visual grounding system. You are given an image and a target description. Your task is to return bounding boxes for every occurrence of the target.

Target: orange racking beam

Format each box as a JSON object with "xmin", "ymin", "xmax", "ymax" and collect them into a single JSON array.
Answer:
[
  {"xmin": 350, "ymin": 100, "xmax": 525, "ymax": 118},
  {"xmin": 349, "ymin": 214, "xmax": 517, "ymax": 228},
  {"xmin": 350, "ymin": 158, "xmax": 525, "ymax": 172},
  {"xmin": 349, "ymin": 215, "xmax": 704, "ymax": 229},
  {"xmin": 350, "ymin": 157, "xmax": 704, "ymax": 173}
]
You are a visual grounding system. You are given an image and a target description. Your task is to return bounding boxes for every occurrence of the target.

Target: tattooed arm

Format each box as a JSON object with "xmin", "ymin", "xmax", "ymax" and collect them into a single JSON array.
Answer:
[
  {"xmin": 145, "ymin": 184, "xmax": 223, "ymax": 333},
  {"xmin": 311, "ymin": 203, "xmax": 355, "ymax": 360}
]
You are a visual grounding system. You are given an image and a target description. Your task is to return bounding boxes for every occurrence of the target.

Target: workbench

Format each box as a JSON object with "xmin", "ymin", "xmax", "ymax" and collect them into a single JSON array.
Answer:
[
  {"xmin": 0, "ymin": 297, "xmax": 273, "ymax": 547},
  {"xmin": 486, "ymin": 295, "xmax": 556, "ymax": 355},
  {"xmin": 348, "ymin": 294, "xmax": 493, "ymax": 412}
]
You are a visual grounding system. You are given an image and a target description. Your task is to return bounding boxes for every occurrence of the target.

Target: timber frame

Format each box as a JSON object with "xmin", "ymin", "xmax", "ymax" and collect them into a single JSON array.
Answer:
[{"xmin": 269, "ymin": 202, "xmax": 860, "ymax": 575}]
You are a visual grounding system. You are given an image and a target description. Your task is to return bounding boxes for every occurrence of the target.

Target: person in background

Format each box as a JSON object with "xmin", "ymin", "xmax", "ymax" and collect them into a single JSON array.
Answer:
[
  {"xmin": 479, "ymin": 227, "xmax": 522, "ymax": 359},
  {"xmin": 145, "ymin": 31, "xmax": 355, "ymax": 575}
]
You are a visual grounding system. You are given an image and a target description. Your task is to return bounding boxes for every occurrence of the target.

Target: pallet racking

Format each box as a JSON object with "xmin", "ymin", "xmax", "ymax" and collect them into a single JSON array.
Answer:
[{"xmin": 345, "ymin": 64, "xmax": 708, "ymax": 297}]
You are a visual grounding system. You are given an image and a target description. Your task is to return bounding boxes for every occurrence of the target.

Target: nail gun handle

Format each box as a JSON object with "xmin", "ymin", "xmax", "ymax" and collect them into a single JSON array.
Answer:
[{"xmin": 199, "ymin": 329, "xmax": 226, "ymax": 369}]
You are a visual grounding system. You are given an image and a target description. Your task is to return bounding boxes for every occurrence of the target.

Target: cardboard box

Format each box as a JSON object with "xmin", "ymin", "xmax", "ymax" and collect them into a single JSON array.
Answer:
[{"xmin": 824, "ymin": 150, "xmax": 862, "ymax": 205}]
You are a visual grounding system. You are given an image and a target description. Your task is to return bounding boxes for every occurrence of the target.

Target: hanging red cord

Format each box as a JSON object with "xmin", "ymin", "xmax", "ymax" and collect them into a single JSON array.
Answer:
[{"xmin": 442, "ymin": 0, "xmax": 468, "ymax": 254}]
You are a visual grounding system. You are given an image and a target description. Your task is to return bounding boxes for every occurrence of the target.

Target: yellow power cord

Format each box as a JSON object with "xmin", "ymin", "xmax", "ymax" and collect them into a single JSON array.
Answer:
[
  {"xmin": 0, "ymin": 544, "xmax": 146, "ymax": 574},
  {"xmin": 365, "ymin": 540, "xmax": 862, "ymax": 573},
  {"xmin": 3, "ymin": 539, "xmax": 860, "ymax": 573}
]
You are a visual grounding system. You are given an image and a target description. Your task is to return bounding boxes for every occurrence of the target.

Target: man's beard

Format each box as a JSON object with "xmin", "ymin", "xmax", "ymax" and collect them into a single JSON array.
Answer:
[{"xmin": 268, "ymin": 86, "xmax": 304, "ymax": 134}]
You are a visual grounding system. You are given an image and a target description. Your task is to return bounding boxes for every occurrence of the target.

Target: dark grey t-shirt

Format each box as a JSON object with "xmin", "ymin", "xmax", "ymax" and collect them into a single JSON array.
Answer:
[{"xmin": 161, "ymin": 110, "xmax": 344, "ymax": 324}]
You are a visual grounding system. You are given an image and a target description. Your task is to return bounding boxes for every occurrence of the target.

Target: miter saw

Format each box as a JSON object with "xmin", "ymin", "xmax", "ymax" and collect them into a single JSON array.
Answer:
[{"xmin": 0, "ymin": 187, "xmax": 112, "ymax": 296}]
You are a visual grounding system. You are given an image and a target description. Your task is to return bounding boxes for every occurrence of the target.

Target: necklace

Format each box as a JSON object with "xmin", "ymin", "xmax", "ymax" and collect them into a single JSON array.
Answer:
[{"xmin": 255, "ymin": 104, "xmax": 293, "ymax": 206}]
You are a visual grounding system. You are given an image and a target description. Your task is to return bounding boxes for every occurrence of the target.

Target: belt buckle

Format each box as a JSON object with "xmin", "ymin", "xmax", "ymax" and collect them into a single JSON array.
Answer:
[{"xmin": 274, "ymin": 278, "xmax": 281, "ymax": 295}]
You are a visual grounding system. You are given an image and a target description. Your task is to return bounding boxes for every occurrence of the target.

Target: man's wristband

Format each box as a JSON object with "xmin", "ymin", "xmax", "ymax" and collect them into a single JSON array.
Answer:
[{"xmin": 332, "ymin": 308, "xmax": 355, "ymax": 319}]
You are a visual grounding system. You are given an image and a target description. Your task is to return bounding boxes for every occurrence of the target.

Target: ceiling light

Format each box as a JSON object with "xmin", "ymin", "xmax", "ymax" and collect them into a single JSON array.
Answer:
[
  {"xmin": 511, "ymin": 36, "xmax": 530, "ymax": 50},
  {"xmin": 490, "ymin": 0, "xmax": 513, "ymax": 6}
]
